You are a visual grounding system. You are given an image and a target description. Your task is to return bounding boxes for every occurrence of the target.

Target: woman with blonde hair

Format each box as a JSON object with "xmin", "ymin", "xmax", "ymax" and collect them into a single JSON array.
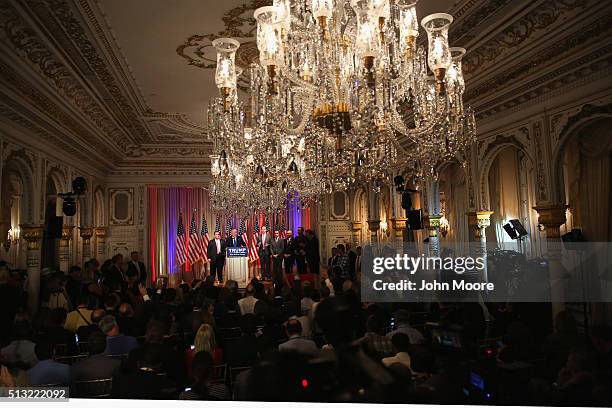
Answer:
[{"xmin": 185, "ymin": 323, "xmax": 223, "ymax": 377}]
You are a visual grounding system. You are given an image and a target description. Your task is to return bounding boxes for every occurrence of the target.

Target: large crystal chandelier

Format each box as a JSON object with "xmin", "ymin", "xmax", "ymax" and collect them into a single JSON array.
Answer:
[{"xmin": 207, "ymin": 0, "xmax": 475, "ymax": 212}]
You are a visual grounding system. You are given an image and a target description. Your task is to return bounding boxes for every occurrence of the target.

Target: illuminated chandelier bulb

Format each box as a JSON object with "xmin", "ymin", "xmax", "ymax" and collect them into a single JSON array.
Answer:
[
  {"xmin": 446, "ymin": 47, "xmax": 466, "ymax": 96},
  {"xmin": 351, "ymin": 0, "xmax": 381, "ymax": 87},
  {"xmin": 254, "ymin": 6, "xmax": 284, "ymax": 94},
  {"xmin": 398, "ymin": 0, "xmax": 419, "ymax": 58},
  {"xmin": 273, "ymin": 0, "xmax": 291, "ymax": 34},
  {"xmin": 311, "ymin": 0, "xmax": 333, "ymax": 33},
  {"xmin": 212, "ymin": 38, "xmax": 240, "ymax": 111},
  {"xmin": 421, "ymin": 13, "xmax": 453, "ymax": 94}
]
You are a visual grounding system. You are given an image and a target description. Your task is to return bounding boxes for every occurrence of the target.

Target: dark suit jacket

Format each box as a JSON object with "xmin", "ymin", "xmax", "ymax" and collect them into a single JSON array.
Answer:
[
  {"xmin": 126, "ymin": 261, "xmax": 147, "ymax": 283},
  {"xmin": 70, "ymin": 354, "xmax": 120, "ymax": 382},
  {"xmin": 225, "ymin": 235, "xmax": 246, "ymax": 249},
  {"xmin": 270, "ymin": 237, "xmax": 286, "ymax": 255},
  {"xmin": 207, "ymin": 239, "xmax": 227, "ymax": 262},
  {"xmin": 257, "ymin": 232, "xmax": 272, "ymax": 255}
]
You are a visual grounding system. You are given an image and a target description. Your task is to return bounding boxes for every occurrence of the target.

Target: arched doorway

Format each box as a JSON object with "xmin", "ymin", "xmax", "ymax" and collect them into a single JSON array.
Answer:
[
  {"xmin": 560, "ymin": 119, "xmax": 612, "ymax": 241},
  {"xmin": 558, "ymin": 117, "xmax": 612, "ymax": 326},
  {"xmin": 438, "ymin": 162, "xmax": 469, "ymax": 252},
  {"xmin": 484, "ymin": 145, "xmax": 540, "ymax": 256}
]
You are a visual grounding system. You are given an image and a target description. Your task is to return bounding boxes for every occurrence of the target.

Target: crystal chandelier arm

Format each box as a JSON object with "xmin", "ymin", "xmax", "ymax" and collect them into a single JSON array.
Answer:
[
  {"xmin": 279, "ymin": 87, "xmax": 316, "ymax": 136},
  {"xmin": 389, "ymin": 96, "xmax": 447, "ymax": 140}
]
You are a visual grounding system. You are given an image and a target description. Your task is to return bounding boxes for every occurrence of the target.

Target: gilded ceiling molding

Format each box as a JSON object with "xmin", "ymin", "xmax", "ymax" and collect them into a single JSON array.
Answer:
[
  {"xmin": 475, "ymin": 47, "xmax": 612, "ymax": 119},
  {"xmin": 465, "ymin": 12, "xmax": 612, "ymax": 103},
  {"xmin": 125, "ymin": 145, "xmax": 211, "ymax": 159},
  {"xmin": 36, "ymin": 0, "xmax": 150, "ymax": 143},
  {"xmin": 175, "ymin": 0, "xmax": 265, "ymax": 91},
  {"xmin": 0, "ymin": 1, "xmax": 132, "ymax": 154},
  {"xmin": 449, "ymin": 0, "xmax": 513, "ymax": 43},
  {"xmin": 462, "ymin": 0, "xmax": 592, "ymax": 77},
  {"xmin": 0, "ymin": 61, "xmax": 120, "ymax": 165}
]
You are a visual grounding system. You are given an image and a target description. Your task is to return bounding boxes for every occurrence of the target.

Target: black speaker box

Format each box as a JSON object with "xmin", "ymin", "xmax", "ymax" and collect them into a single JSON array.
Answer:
[{"xmin": 408, "ymin": 209, "xmax": 423, "ymax": 230}]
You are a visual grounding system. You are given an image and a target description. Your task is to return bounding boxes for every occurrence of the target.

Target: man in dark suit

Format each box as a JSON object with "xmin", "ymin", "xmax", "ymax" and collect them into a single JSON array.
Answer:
[
  {"xmin": 270, "ymin": 230, "xmax": 286, "ymax": 284},
  {"xmin": 207, "ymin": 231, "xmax": 226, "ymax": 283},
  {"xmin": 225, "ymin": 228, "xmax": 246, "ymax": 248},
  {"xmin": 295, "ymin": 227, "xmax": 308, "ymax": 274},
  {"xmin": 126, "ymin": 251, "xmax": 147, "ymax": 284},
  {"xmin": 257, "ymin": 226, "xmax": 272, "ymax": 280},
  {"xmin": 283, "ymin": 230, "xmax": 295, "ymax": 276},
  {"xmin": 104, "ymin": 254, "xmax": 125, "ymax": 292}
]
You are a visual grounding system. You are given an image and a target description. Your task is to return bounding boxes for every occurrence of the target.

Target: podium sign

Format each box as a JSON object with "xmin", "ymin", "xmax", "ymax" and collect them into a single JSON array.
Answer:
[
  {"xmin": 227, "ymin": 247, "xmax": 248, "ymax": 257},
  {"xmin": 225, "ymin": 246, "xmax": 248, "ymax": 287}
]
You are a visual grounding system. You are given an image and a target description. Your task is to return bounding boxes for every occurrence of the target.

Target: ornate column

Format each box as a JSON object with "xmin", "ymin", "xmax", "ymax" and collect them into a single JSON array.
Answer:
[
  {"xmin": 467, "ymin": 211, "xmax": 493, "ymax": 283},
  {"xmin": 367, "ymin": 219, "xmax": 380, "ymax": 243},
  {"xmin": 94, "ymin": 227, "xmax": 107, "ymax": 260},
  {"xmin": 351, "ymin": 221, "xmax": 362, "ymax": 246},
  {"xmin": 534, "ymin": 204, "xmax": 568, "ymax": 316},
  {"xmin": 467, "ymin": 211, "xmax": 494, "ymax": 243},
  {"xmin": 366, "ymin": 181, "xmax": 381, "ymax": 244},
  {"xmin": 59, "ymin": 225, "xmax": 75, "ymax": 272},
  {"xmin": 390, "ymin": 217, "xmax": 407, "ymax": 241},
  {"xmin": 79, "ymin": 226, "xmax": 94, "ymax": 265},
  {"xmin": 20, "ymin": 225, "xmax": 43, "ymax": 314},
  {"xmin": 423, "ymin": 215, "xmax": 441, "ymax": 257}
]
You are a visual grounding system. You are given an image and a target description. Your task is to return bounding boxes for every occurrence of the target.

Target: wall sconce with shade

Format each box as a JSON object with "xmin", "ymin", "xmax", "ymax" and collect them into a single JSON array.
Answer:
[
  {"xmin": 4, "ymin": 227, "xmax": 19, "ymax": 252},
  {"xmin": 439, "ymin": 215, "xmax": 449, "ymax": 237},
  {"xmin": 380, "ymin": 219, "xmax": 389, "ymax": 238}
]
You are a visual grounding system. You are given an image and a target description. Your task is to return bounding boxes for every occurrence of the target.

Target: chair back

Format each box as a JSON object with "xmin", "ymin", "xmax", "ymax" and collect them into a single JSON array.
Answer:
[
  {"xmin": 54, "ymin": 354, "xmax": 89, "ymax": 364},
  {"xmin": 72, "ymin": 378, "xmax": 113, "ymax": 398},
  {"xmin": 105, "ymin": 353, "xmax": 129, "ymax": 361},
  {"xmin": 210, "ymin": 364, "xmax": 227, "ymax": 384},
  {"xmin": 228, "ymin": 366, "xmax": 251, "ymax": 387}
]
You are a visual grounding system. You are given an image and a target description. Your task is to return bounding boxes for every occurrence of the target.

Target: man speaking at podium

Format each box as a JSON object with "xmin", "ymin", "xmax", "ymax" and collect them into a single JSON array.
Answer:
[{"xmin": 226, "ymin": 228, "xmax": 246, "ymax": 249}]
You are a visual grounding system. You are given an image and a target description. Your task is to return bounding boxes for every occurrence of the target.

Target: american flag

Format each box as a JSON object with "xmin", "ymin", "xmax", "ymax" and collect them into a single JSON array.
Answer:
[
  {"xmin": 199, "ymin": 214, "xmax": 210, "ymax": 262},
  {"xmin": 249, "ymin": 215, "xmax": 260, "ymax": 262},
  {"xmin": 214, "ymin": 215, "xmax": 221, "ymax": 233},
  {"xmin": 176, "ymin": 213, "xmax": 187, "ymax": 265},
  {"xmin": 280, "ymin": 215, "xmax": 287, "ymax": 239},
  {"xmin": 264, "ymin": 216, "xmax": 270, "ymax": 231},
  {"xmin": 187, "ymin": 212, "xmax": 200, "ymax": 264},
  {"xmin": 225, "ymin": 217, "xmax": 233, "ymax": 237},
  {"xmin": 239, "ymin": 218, "xmax": 248, "ymax": 248}
]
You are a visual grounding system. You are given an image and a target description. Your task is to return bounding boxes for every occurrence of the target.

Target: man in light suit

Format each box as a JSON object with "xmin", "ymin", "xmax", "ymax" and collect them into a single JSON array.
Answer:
[
  {"xmin": 270, "ymin": 229, "xmax": 286, "ymax": 285},
  {"xmin": 257, "ymin": 226, "xmax": 272, "ymax": 280}
]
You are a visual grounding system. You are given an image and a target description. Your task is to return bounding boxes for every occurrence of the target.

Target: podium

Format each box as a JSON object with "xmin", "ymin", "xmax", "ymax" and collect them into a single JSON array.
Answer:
[{"xmin": 225, "ymin": 247, "xmax": 249, "ymax": 287}]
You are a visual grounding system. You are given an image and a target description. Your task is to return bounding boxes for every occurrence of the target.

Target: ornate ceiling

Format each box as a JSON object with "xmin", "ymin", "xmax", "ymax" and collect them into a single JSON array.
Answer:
[{"xmin": 0, "ymin": 0, "xmax": 610, "ymax": 178}]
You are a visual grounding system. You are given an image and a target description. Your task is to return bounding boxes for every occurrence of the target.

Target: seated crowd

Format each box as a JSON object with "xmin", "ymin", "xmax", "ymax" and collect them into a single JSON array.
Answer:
[{"xmin": 0, "ymin": 257, "xmax": 611, "ymax": 404}]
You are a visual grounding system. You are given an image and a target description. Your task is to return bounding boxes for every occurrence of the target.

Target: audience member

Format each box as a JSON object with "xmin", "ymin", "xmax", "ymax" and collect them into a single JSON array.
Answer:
[
  {"xmin": 382, "ymin": 333, "xmax": 411, "ymax": 370},
  {"xmin": 99, "ymin": 315, "xmax": 138, "ymax": 355},
  {"xmin": 179, "ymin": 351, "xmax": 229, "ymax": 400},
  {"xmin": 64, "ymin": 294, "xmax": 93, "ymax": 333},
  {"xmin": 237, "ymin": 284, "xmax": 258, "ymax": 315},
  {"xmin": 70, "ymin": 331, "xmax": 120, "ymax": 383},
  {"xmin": 386, "ymin": 309, "xmax": 425, "ymax": 345},
  {"xmin": 278, "ymin": 319, "xmax": 317, "ymax": 355},
  {"xmin": 27, "ymin": 341, "xmax": 70, "ymax": 386}
]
